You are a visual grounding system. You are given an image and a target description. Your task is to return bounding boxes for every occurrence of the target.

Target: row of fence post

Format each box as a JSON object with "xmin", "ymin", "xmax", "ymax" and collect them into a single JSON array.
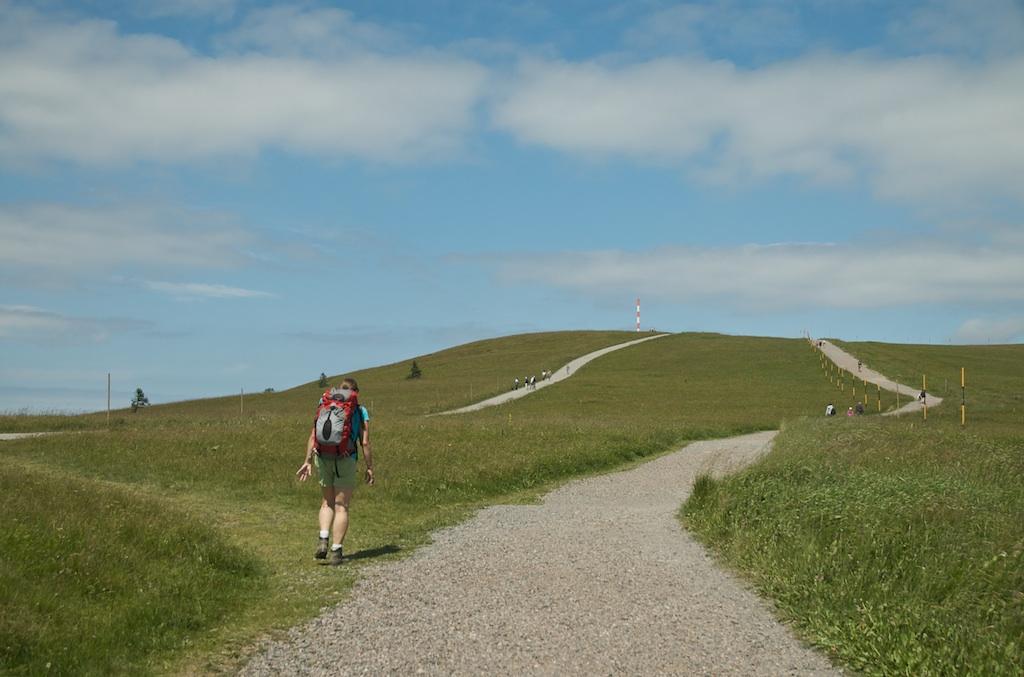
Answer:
[{"xmin": 810, "ymin": 338, "xmax": 966, "ymax": 426}]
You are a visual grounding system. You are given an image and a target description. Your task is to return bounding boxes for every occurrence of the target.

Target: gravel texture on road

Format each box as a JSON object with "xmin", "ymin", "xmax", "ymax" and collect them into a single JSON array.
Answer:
[{"xmin": 243, "ymin": 431, "xmax": 839, "ymax": 676}]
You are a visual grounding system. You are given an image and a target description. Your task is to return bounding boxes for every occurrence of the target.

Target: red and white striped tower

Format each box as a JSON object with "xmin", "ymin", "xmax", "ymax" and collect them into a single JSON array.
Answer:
[{"xmin": 635, "ymin": 297, "xmax": 641, "ymax": 332}]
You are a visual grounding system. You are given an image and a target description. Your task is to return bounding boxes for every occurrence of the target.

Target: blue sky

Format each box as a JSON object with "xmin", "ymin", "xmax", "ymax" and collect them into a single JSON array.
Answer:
[{"xmin": 2, "ymin": 0, "xmax": 1023, "ymax": 412}]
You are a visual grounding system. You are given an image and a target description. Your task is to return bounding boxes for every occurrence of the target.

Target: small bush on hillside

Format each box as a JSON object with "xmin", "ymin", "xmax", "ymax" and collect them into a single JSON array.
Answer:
[{"xmin": 408, "ymin": 360, "xmax": 422, "ymax": 379}]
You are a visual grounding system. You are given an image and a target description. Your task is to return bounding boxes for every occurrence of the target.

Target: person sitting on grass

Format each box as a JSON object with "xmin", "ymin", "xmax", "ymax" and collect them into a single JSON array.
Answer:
[{"xmin": 296, "ymin": 377, "xmax": 374, "ymax": 566}]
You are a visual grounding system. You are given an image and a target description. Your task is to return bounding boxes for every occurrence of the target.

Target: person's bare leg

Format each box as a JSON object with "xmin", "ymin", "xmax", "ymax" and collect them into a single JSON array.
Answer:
[
  {"xmin": 319, "ymin": 486, "xmax": 337, "ymax": 534},
  {"xmin": 332, "ymin": 487, "xmax": 354, "ymax": 546}
]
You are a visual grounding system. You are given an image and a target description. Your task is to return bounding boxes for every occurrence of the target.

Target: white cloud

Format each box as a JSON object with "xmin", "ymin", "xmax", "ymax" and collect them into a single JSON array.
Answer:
[
  {"xmin": 487, "ymin": 241, "xmax": 1024, "ymax": 310},
  {"xmin": 624, "ymin": 2, "xmax": 801, "ymax": 54},
  {"xmin": 493, "ymin": 52, "xmax": 1024, "ymax": 205},
  {"xmin": 892, "ymin": 0, "xmax": 1024, "ymax": 57},
  {"xmin": 0, "ymin": 6, "xmax": 487, "ymax": 165},
  {"xmin": 0, "ymin": 305, "xmax": 69, "ymax": 336},
  {"xmin": 214, "ymin": 5, "xmax": 403, "ymax": 57},
  {"xmin": 0, "ymin": 203, "xmax": 249, "ymax": 273},
  {"xmin": 0, "ymin": 305, "xmax": 150, "ymax": 342},
  {"xmin": 144, "ymin": 281, "xmax": 274, "ymax": 299},
  {"xmin": 953, "ymin": 317, "xmax": 1024, "ymax": 344}
]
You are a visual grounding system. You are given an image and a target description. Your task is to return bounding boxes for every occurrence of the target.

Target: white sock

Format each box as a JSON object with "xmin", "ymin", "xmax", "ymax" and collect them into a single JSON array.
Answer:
[
  {"xmin": 331, "ymin": 544, "xmax": 342, "ymax": 551},
  {"xmin": 319, "ymin": 530, "xmax": 329, "ymax": 539}
]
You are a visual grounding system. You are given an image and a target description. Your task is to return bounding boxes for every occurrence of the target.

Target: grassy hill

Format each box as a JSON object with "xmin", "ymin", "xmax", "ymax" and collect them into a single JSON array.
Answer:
[
  {"xmin": 684, "ymin": 340, "xmax": 1024, "ymax": 675},
  {"xmin": 1, "ymin": 330, "xmax": 840, "ymax": 675},
  {"xmin": 833, "ymin": 339, "xmax": 1024, "ymax": 431}
]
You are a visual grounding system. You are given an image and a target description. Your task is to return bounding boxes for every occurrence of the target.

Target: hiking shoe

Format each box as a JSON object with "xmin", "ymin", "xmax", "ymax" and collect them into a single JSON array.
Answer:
[
  {"xmin": 315, "ymin": 537, "xmax": 329, "ymax": 560},
  {"xmin": 327, "ymin": 547, "xmax": 344, "ymax": 566}
]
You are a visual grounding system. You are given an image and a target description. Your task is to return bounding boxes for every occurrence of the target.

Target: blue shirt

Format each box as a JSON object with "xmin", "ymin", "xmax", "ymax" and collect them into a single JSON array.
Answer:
[{"xmin": 351, "ymin": 406, "xmax": 369, "ymax": 442}]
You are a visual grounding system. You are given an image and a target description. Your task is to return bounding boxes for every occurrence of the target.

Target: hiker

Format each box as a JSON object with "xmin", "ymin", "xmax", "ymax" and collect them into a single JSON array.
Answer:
[
  {"xmin": 855, "ymin": 401, "xmax": 864, "ymax": 415},
  {"xmin": 513, "ymin": 377, "xmax": 519, "ymax": 391},
  {"xmin": 846, "ymin": 407, "xmax": 854, "ymax": 417},
  {"xmin": 530, "ymin": 375, "xmax": 536, "ymax": 389},
  {"xmin": 296, "ymin": 377, "xmax": 374, "ymax": 566},
  {"xmin": 825, "ymin": 403, "xmax": 835, "ymax": 417},
  {"xmin": 857, "ymin": 360, "xmax": 862, "ymax": 372},
  {"xmin": 919, "ymin": 389, "xmax": 927, "ymax": 403}
]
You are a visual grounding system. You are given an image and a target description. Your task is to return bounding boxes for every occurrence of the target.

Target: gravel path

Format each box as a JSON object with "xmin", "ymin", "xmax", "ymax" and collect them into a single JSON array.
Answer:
[
  {"xmin": 0, "ymin": 432, "xmax": 55, "ymax": 441},
  {"xmin": 815, "ymin": 339, "xmax": 942, "ymax": 415},
  {"xmin": 435, "ymin": 333, "xmax": 669, "ymax": 415},
  {"xmin": 243, "ymin": 431, "xmax": 839, "ymax": 676}
]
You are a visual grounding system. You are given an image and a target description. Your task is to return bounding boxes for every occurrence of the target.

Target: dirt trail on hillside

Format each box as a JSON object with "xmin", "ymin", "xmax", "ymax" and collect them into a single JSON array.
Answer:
[
  {"xmin": 435, "ymin": 333, "xmax": 669, "ymax": 415},
  {"xmin": 816, "ymin": 339, "xmax": 942, "ymax": 416},
  {"xmin": 243, "ymin": 431, "xmax": 839, "ymax": 676},
  {"xmin": 0, "ymin": 432, "xmax": 54, "ymax": 441}
]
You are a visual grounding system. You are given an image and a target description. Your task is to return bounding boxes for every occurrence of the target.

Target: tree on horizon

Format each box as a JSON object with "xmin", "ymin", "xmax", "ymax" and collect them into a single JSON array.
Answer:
[{"xmin": 130, "ymin": 387, "xmax": 149, "ymax": 412}]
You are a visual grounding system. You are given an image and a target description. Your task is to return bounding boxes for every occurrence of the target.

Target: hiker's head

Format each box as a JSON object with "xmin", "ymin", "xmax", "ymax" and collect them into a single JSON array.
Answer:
[{"xmin": 341, "ymin": 377, "xmax": 359, "ymax": 392}]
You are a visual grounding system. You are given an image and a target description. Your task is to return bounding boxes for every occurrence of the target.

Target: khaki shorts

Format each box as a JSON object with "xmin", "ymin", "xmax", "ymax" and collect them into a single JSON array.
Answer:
[{"xmin": 314, "ymin": 453, "xmax": 357, "ymax": 490}]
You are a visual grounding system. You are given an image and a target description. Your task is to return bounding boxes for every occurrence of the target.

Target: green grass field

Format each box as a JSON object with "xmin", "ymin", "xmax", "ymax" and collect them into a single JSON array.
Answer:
[
  {"xmin": 684, "ymin": 340, "xmax": 1024, "ymax": 675},
  {"xmin": 5, "ymin": 332, "xmax": 1020, "ymax": 675},
  {"xmin": 1, "ymin": 330, "xmax": 841, "ymax": 674}
]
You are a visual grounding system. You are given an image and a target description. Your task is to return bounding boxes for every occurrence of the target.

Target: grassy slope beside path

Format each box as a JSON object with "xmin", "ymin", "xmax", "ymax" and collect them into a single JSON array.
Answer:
[
  {"xmin": 1, "ymin": 467, "xmax": 263, "ymax": 675},
  {"xmin": 833, "ymin": 339, "xmax": 1024, "ymax": 431},
  {"xmin": 684, "ymin": 342, "xmax": 1024, "ymax": 676},
  {"xmin": 1, "ymin": 331, "xmax": 838, "ymax": 674}
]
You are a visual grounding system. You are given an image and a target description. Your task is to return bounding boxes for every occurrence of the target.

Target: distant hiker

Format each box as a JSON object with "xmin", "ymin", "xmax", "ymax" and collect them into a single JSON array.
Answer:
[
  {"xmin": 296, "ymin": 377, "xmax": 374, "ymax": 566},
  {"xmin": 855, "ymin": 402, "xmax": 864, "ymax": 415},
  {"xmin": 846, "ymin": 407, "xmax": 854, "ymax": 417},
  {"xmin": 919, "ymin": 389, "xmax": 927, "ymax": 403},
  {"xmin": 529, "ymin": 375, "xmax": 536, "ymax": 389},
  {"xmin": 857, "ymin": 360, "xmax": 862, "ymax": 372},
  {"xmin": 513, "ymin": 377, "xmax": 519, "ymax": 391},
  {"xmin": 566, "ymin": 365, "xmax": 570, "ymax": 375},
  {"xmin": 825, "ymin": 403, "xmax": 835, "ymax": 417}
]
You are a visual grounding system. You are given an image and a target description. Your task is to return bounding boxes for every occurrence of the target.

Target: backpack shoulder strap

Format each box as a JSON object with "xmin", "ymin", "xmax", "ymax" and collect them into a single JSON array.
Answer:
[{"xmin": 354, "ymin": 404, "xmax": 365, "ymax": 444}]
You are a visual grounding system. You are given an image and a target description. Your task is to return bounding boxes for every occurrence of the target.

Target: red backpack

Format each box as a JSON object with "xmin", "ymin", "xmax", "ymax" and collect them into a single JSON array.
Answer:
[{"xmin": 313, "ymin": 388, "xmax": 360, "ymax": 455}]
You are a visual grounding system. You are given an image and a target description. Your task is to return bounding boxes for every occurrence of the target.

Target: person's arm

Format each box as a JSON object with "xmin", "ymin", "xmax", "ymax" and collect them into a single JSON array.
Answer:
[
  {"xmin": 296, "ymin": 429, "xmax": 315, "ymax": 481},
  {"xmin": 361, "ymin": 416, "xmax": 374, "ymax": 485}
]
